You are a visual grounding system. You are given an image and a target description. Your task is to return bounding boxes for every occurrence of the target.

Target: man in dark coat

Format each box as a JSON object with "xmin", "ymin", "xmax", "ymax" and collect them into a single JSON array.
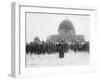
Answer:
[{"xmin": 58, "ymin": 41, "xmax": 65, "ymax": 58}]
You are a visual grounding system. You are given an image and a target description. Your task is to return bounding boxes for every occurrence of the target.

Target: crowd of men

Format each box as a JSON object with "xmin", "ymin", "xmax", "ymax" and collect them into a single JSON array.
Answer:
[{"xmin": 26, "ymin": 41, "xmax": 89, "ymax": 56}]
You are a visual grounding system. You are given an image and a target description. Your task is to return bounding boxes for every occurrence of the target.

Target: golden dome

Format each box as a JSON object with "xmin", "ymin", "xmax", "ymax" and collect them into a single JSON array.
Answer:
[{"xmin": 58, "ymin": 20, "xmax": 75, "ymax": 33}]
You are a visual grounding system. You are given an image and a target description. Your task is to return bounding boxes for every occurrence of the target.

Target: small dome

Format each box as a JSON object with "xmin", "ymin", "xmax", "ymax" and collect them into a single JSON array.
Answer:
[
  {"xmin": 34, "ymin": 37, "xmax": 40, "ymax": 43},
  {"xmin": 58, "ymin": 20, "xmax": 75, "ymax": 32}
]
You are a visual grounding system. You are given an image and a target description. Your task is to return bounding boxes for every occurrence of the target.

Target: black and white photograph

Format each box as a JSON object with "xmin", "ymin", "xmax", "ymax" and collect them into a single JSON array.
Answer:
[{"xmin": 25, "ymin": 12, "xmax": 90, "ymax": 67}]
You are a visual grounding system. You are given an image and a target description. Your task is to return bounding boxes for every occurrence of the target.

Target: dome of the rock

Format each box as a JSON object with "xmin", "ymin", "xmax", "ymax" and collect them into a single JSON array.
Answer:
[{"xmin": 46, "ymin": 19, "xmax": 85, "ymax": 43}]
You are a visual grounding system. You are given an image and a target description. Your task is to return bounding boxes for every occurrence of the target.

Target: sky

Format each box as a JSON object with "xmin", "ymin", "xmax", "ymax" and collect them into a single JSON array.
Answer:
[{"xmin": 26, "ymin": 13, "xmax": 90, "ymax": 43}]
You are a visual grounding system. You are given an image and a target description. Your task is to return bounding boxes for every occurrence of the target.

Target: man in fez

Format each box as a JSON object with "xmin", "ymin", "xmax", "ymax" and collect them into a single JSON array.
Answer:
[{"xmin": 58, "ymin": 40, "xmax": 65, "ymax": 58}]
